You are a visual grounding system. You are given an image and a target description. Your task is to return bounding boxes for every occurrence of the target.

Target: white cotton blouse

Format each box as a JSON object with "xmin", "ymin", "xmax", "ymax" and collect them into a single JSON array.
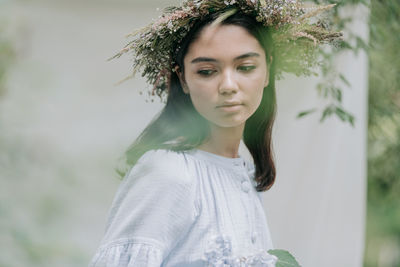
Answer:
[{"xmin": 89, "ymin": 149, "xmax": 275, "ymax": 267}]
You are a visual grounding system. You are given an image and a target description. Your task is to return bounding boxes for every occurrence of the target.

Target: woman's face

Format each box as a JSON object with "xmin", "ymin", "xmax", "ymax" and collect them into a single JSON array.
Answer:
[{"xmin": 181, "ymin": 24, "xmax": 269, "ymax": 129}]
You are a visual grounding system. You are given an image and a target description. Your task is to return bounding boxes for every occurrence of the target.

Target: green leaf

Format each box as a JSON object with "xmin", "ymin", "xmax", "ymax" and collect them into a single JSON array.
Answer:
[
  {"xmin": 268, "ymin": 249, "xmax": 301, "ymax": 267},
  {"xmin": 339, "ymin": 74, "xmax": 351, "ymax": 87},
  {"xmin": 355, "ymin": 36, "xmax": 369, "ymax": 52},
  {"xmin": 297, "ymin": 108, "xmax": 317, "ymax": 118},
  {"xmin": 320, "ymin": 105, "xmax": 334, "ymax": 122},
  {"xmin": 338, "ymin": 40, "xmax": 353, "ymax": 50},
  {"xmin": 335, "ymin": 106, "xmax": 347, "ymax": 121},
  {"xmin": 332, "ymin": 87, "xmax": 343, "ymax": 102},
  {"xmin": 335, "ymin": 106, "xmax": 355, "ymax": 127}
]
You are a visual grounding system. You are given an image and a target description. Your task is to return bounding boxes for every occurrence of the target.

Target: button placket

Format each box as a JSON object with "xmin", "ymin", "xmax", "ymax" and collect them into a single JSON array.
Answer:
[
  {"xmin": 237, "ymin": 162, "xmax": 252, "ymax": 193},
  {"xmin": 233, "ymin": 162, "xmax": 241, "ymax": 167},
  {"xmin": 237, "ymin": 170, "xmax": 258, "ymax": 247}
]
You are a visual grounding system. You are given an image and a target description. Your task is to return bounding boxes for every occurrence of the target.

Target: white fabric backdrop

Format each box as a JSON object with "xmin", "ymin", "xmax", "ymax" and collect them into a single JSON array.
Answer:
[
  {"xmin": 260, "ymin": 5, "xmax": 368, "ymax": 266},
  {"xmin": 2, "ymin": 1, "xmax": 367, "ymax": 266}
]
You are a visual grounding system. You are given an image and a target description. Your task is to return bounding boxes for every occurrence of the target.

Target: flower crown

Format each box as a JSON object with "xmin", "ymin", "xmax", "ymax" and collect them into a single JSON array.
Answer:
[{"xmin": 110, "ymin": 0, "xmax": 342, "ymax": 100}]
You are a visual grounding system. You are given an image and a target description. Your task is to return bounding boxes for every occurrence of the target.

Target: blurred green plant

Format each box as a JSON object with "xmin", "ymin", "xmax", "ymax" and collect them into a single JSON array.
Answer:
[
  {"xmin": 0, "ymin": 20, "xmax": 15, "ymax": 97},
  {"xmin": 365, "ymin": 0, "xmax": 400, "ymax": 266},
  {"xmin": 269, "ymin": 249, "xmax": 301, "ymax": 267},
  {"xmin": 297, "ymin": 0, "xmax": 369, "ymax": 126},
  {"xmin": 311, "ymin": 1, "xmax": 400, "ymax": 266}
]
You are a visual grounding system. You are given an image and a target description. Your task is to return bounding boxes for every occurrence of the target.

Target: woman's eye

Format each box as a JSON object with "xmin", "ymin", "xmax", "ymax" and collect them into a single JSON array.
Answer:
[
  {"xmin": 197, "ymin": 69, "xmax": 216, "ymax": 76},
  {"xmin": 238, "ymin": 65, "xmax": 256, "ymax": 72}
]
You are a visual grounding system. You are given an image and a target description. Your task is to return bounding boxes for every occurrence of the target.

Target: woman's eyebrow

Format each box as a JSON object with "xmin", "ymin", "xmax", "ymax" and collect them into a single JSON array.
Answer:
[
  {"xmin": 191, "ymin": 52, "xmax": 260, "ymax": 64},
  {"xmin": 191, "ymin": 57, "xmax": 217, "ymax": 64},
  {"xmin": 234, "ymin": 52, "xmax": 260, "ymax": 61}
]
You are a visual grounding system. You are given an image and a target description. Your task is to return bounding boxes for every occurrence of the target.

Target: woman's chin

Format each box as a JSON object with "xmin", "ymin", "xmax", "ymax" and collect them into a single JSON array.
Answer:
[{"xmin": 209, "ymin": 118, "xmax": 247, "ymax": 129}]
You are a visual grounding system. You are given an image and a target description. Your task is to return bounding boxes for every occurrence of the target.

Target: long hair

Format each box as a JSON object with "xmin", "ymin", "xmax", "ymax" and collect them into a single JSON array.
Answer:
[{"xmin": 119, "ymin": 12, "xmax": 277, "ymax": 192}]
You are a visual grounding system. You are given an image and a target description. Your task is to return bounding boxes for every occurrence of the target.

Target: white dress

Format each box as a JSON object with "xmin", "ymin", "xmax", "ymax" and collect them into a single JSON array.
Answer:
[{"xmin": 89, "ymin": 149, "xmax": 276, "ymax": 266}]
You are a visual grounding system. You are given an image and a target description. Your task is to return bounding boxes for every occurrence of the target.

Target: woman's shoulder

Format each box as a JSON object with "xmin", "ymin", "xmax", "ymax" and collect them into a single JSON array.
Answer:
[
  {"xmin": 137, "ymin": 149, "xmax": 188, "ymax": 169},
  {"xmin": 126, "ymin": 149, "xmax": 191, "ymax": 184}
]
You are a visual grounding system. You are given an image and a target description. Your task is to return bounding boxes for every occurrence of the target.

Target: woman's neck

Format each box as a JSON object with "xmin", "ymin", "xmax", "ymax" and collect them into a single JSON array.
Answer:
[{"xmin": 197, "ymin": 123, "xmax": 245, "ymax": 158}]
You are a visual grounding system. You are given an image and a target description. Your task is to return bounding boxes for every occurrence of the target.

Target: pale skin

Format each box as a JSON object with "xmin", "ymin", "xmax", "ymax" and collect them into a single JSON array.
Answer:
[{"xmin": 177, "ymin": 24, "xmax": 270, "ymax": 158}]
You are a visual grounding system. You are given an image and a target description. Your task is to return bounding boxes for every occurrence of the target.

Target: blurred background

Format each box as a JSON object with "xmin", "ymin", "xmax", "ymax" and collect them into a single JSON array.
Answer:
[{"xmin": 0, "ymin": 0, "xmax": 398, "ymax": 266}]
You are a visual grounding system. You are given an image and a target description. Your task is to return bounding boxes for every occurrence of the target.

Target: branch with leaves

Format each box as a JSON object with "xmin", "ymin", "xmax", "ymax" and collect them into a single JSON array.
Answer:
[{"xmin": 296, "ymin": 0, "xmax": 369, "ymax": 126}]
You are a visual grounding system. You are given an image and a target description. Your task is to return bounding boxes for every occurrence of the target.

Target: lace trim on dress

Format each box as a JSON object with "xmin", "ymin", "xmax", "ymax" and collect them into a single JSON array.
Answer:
[
  {"xmin": 203, "ymin": 235, "xmax": 277, "ymax": 267},
  {"xmin": 89, "ymin": 239, "xmax": 164, "ymax": 267}
]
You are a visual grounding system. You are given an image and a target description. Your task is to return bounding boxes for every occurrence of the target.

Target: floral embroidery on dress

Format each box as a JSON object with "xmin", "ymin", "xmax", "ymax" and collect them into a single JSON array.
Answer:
[{"xmin": 203, "ymin": 235, "xmax": 277, "ymax": 267}]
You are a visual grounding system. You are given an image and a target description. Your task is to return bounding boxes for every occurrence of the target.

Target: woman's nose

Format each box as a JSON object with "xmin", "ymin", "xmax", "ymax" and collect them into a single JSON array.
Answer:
[{"xmin": 218, "ymin": 69, "xmax": 239, "ymax": 94}]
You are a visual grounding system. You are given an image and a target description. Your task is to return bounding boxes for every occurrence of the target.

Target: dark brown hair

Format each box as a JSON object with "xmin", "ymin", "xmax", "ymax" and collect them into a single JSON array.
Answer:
[{"xmin": 120, "ymin": 11, "xmax": 276, "ymax": 191}]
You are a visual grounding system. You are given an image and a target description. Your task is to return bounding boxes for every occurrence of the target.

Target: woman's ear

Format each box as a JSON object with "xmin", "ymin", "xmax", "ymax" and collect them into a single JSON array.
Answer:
[
  {"xmin": 264, "ymin": 56, "xmax": 273, "ymax": 88},
  {"xmin": 264, "ymin": 67, "xmax": 270, "ymax": 88},
  {"xmin": 175, "ymin": 66, "xmax": 189, "ymax": 94}
]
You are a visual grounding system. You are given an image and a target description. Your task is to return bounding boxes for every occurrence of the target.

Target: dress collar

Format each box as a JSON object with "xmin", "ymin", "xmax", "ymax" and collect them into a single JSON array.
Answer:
[{"xmin": 186, "ymin": 148, "xmax": 246, "ymax": 170}]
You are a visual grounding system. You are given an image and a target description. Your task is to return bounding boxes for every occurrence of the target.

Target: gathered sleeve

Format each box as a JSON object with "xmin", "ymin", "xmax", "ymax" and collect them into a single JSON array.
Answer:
[{"xmin": 89, "ymin": 150, "xmax": 199, "ymax": 267}]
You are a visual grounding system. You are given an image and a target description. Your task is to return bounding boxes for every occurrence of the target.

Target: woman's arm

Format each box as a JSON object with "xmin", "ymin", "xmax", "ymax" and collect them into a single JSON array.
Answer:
[{"xmin": 89, "ymin": 149, "xmax": 198, "ymax": 267}]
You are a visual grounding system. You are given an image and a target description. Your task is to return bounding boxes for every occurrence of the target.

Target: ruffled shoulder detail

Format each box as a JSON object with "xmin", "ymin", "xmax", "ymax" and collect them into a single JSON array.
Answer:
[
  {"xmin": 137, "ymin": 149, "xmax": 186, "ymax": 170},
  {"xmin": 203, "ymin": 235, "xmax": 277, "ymax": 267},
  {"xmin": 89, "ymin": 238, "xmax": 164, "ymax": 267}
]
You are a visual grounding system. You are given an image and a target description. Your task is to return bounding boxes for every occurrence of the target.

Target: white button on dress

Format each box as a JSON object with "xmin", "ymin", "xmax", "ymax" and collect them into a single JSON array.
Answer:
[
  {"xmin": 251, "ymin": 231, "xmax": 258, "ymax": 244},
  {"xmin": 89, "ymin": 149, "xmax": 274, "ymax": 266},
  {"xmin": 241, "ymin": 180, "xmax": 251, "ymax": 193}
]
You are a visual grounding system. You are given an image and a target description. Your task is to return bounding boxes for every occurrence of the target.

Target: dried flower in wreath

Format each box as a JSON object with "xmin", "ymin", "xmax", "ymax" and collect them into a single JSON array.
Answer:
[{"xmin": 109, "ymin": 0, "xmax": 343, "ymax": 101}]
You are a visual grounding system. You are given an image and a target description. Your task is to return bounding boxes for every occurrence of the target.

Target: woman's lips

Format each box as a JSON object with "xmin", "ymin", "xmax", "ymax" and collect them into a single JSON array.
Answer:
[
  {"xmin": 216, "ymin": 101, "xmax": 242, "ymax": 108},
  {"xmin": 216, "ymin": 102, "xmax": 243, "ymax": 112}
]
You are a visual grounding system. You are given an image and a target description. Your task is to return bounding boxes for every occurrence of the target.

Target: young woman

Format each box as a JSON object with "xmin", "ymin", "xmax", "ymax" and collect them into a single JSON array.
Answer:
[{"xmin": 90, "ymin": 1, "xmax": 340, "ymax": 266}]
